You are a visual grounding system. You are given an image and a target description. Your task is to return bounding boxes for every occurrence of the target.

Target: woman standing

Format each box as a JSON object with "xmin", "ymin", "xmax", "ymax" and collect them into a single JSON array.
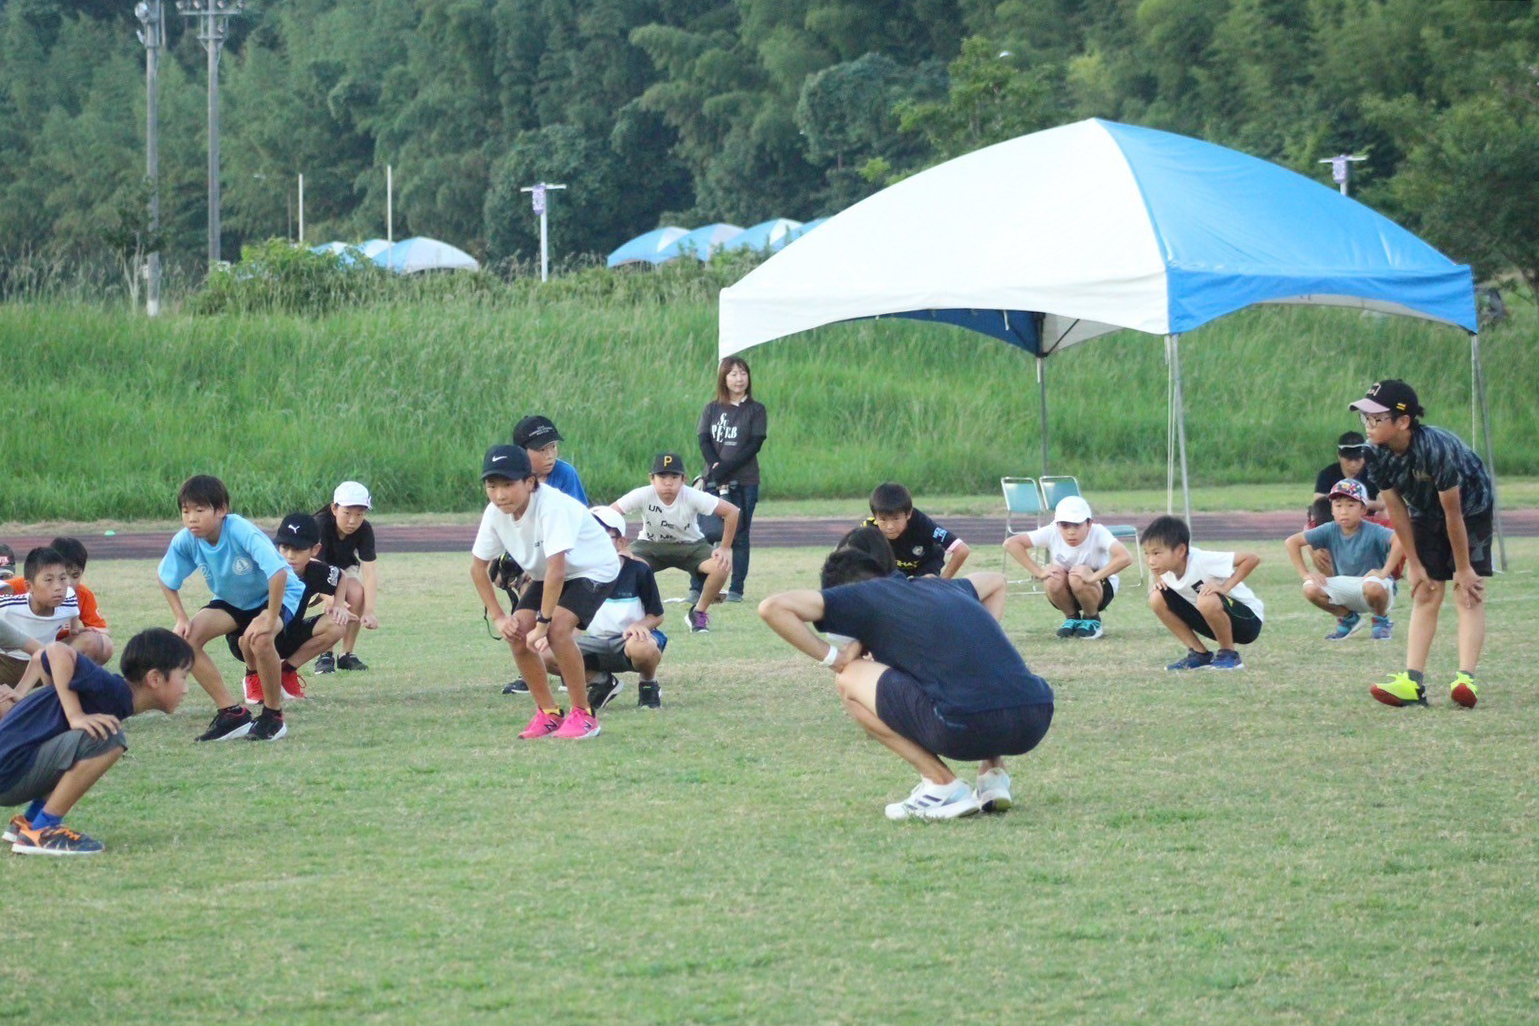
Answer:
[{"xmin": 697, "ymin": 356, "xmax": 767, "ymax": 603}]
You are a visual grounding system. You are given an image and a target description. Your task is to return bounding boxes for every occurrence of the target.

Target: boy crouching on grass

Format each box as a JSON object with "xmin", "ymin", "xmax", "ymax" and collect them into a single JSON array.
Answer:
[
  {"xmin": 470, "ymin": 445, "xmax": 621, "ymax": 740},
  {"xmin": 863, "ymin": 482, "xmax": 970, "ymax": 579},
  {"xmin": 612, "ymin": 452, "xmax": 738, "ymax": 634},
  {"xmin": 158, "ymin": 475, "xmax": 306, "ymax": 742},
  {"xmin": 1, "ymin": 536, "xmax": 114, "ymax": 667},
  {"xmin": 534, "ymin": 507, "xmax": 668, "ymax": 711},
  {"xmin": 1004, "ymin": 495, "xmax": 1132, "ymax": 639},
  {"xmin": 313, "ymin": 481, "xmax": 380, "ymax": 674},
  {"xmin": 0, "ymin": 547, "xmax": 84, "ymax": 704},
  {"xmin": 1142, "ymin": 515, "xmax": 1264, "ymax": 671},
  {"xmin": 1, "ymin": 629, "xmax": 192, "ymax": 856},
  {"xmin": 758, "ymin": 533, "xmax": 1054, "ymax": 822},
  {"xmin": 1284, "ymin": 479, "xmax": 1402, "ymax": 641}
]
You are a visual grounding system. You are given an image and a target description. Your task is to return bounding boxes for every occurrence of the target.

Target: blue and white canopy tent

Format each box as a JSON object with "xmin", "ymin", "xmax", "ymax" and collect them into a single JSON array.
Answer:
[
  {"xmin": 719, "ymin": 118, "xmax": 1496, "ymax": 556},
  {"xmin": 373, "ymin": 236, "xmax": 479, "ymax": 274},
  {"xmin": 607, "ymin": 226, "xmax": 689, "ymax": 267},
  {"xmin": 658, "ymin": 223, "xmax": 744, "ymax": 263},
  {"xmin": 721, "ymin": 218, "xmax": 804, "ymax": 255}
]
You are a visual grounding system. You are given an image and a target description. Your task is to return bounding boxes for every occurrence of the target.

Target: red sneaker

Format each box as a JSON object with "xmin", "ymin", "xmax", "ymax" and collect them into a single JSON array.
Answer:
[
  {"xmin": 242, "ymin": 671, "xmax": 262, "ymax": 705},
  {"xmin": 281, "ymin": 665, "xmax": 307, "ymax": 700}
]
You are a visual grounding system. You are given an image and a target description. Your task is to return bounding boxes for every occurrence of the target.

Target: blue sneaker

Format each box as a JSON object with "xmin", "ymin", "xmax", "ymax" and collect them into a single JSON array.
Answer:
[
  {"xmin": 1370, "ymin": 615, "xmax": 1392, "ymax": 641},
  {"xmin": 1166, "ymin": 649, "xmax": 1213, "ymax": 671},
  {"xmin": 1209, "ymin": 648, "xmax": 1245, "ymax": 670},
  {"xmin": 1326, "ymin": 612, "xmax": 1362, "ymax": 640},
  {"xmin": 1055, "ymin": 618, "xmax": 1080, "ymax": 638}
]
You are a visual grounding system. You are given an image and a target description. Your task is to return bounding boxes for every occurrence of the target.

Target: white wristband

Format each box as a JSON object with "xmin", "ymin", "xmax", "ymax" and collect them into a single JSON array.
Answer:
[{"xmin": 820, "ymin": 644, "xmax": 839, "ymax": 667}]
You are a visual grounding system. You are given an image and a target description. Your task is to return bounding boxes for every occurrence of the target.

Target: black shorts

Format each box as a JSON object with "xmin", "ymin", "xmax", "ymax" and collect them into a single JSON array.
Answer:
[
  {"xmin": 515, "ymin": 576, "xmax": 616, "ymax": 631},
  {"xmin": 1413, "ymin": 510, "xmax": 1494, "ymax": 581},
  {"xmin": 1091, "ymin": 579, "xmax": 1116, "ymax": 612},
  {"xmin": 1156, "ymin": 587, "xmax": 1263, "ymax": 645},
  {"xmin": 875, "ymin": 668, "xmax": 1054, "ymax": 762},
  {"xmin": 210, "ymin": 600, "xmax": 293, "ymax": 661},
  {"xmin": 275, "ymin": 615, "xmax": 323, "ymax": 661}
]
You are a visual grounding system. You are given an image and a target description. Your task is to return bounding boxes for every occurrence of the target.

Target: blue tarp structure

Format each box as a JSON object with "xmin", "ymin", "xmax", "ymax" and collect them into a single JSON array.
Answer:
[
  {"xmin": 720, "ymin": 118, "xmax": 1494, "ymax": 539},
  {"xmin": 658, "ymin": 223, "xmax": 743, "ymax": 263},
  {"xmin": 721, "ymin": 218, "xmax": 803, "ymax": 254},
  {"xmin": 372, "ymin": 236, "xmax": 479, "ymax": 274},
  {"xmin": 607, "ymin": 226, "xmax": 689, "ymax": 267}
]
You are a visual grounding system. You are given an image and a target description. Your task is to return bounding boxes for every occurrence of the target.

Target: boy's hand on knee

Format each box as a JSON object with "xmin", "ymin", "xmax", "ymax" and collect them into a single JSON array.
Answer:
[
  {"xmin": 244, "ymin": 611, "xmax": 279, "ymax": 640},
  {"xmin": 495, "ymin": 613, "xmax": 521, "ymax": 641},
  {"xmin": 1453, "ymin": 567, "xmax": 1485, "ymax": 607},
  {"xmin": 172, "ymin": 616, "xmax": 192, "ymax": 638},
  {"xmin": 69, "ymin": 711, "xmax": 121, "ymax": 739}
]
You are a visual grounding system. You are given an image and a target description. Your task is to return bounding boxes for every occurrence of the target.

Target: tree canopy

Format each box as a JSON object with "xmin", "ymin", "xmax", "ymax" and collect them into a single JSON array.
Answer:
[{"xmin": 2, "ymin": 0, "xmax": 1536, "ymax": 301}]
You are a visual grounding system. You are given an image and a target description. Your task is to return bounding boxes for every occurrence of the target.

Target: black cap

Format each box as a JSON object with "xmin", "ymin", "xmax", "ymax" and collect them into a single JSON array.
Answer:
[
  {"xmin": 650, "ymin": 451, "xmax": 687, "ymax": 476},
  {"xmin": 274, "ymin": 513, "xmax": 320, "ymax": 549},
  {"xmin": 513, "ymin": 415, "xmax": 563, "ymax": 449},
  {"xmin": 482, "ymin": 444, "xmax": 534, "ymax": 481},
  {"xmin": 0, "ymin": 543, "xmax": 14, "ymax": 580},
  {"xmin": 1350, "ymin": 379, "xmax": 1422, "ymax": 418}
]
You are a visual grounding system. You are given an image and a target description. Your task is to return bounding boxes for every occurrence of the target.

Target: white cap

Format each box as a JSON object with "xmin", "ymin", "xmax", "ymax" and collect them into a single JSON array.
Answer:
[
  {"xmin": 589, "ymin": 506, "xmax": 626, "ymax": 536},
  {"xmin": 333, "ymin": 481, "xmax": 372, "ymax": 509},
  {"xmin": 1054, "ymin": 495, "xmax": 1093, "ymax": 523}
]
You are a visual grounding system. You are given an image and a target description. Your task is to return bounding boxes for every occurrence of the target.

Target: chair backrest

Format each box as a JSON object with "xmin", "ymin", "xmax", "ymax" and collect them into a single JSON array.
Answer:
[
  {"xmin": 1040, "ymin": 475, "xmax": 1082, "ymax": 513},
  {"xmin": 1000, "ymin": 477, "xmax": 1042, "ymax": 535}
]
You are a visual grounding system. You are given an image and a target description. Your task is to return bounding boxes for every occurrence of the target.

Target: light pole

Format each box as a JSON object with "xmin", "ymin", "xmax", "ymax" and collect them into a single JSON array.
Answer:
[
  {"xmin": 177, "ymin": 0, "xmax": 245, "ymax": 269},
  {"xmin": 1318, "ymin": 153, "xmax": 1366, "ymax": 196},
  {"xmin": 134, "ymin": 0, "xmax": 163, "ymax": 315},
  {"xmin": 519, "ymin": 181, "xmax": 566, "ymax": 282}
]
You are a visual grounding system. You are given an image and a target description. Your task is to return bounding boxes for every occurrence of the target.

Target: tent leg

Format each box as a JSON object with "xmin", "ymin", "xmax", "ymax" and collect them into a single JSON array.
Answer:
[
  {"xmin": 1037, "ymin": 356, "xmax": 1049, "ymax": 477},
  {"xmin": 1472, "ymin": 334, "xmax": 1506, "ymax": 571},
  {"xmin": 1165, "ymin": 336, "xmax": 1175, "ymax": 514},
  {"xmin": 1169, "ymin": 334, "xmax": 1192, "ymax": 524}
]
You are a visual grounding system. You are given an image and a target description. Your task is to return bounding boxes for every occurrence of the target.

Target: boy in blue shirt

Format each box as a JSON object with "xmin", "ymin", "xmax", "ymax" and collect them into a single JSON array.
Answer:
[
  {"xmin": 157, "ymin": 475, "xmax": 305, "ymax": 742},
  {"xmin": 1, "ymin": 628, "xmax": 192, "ymax": 856},
  {"xmin": 1285, "ymin": 479, "xmax": 1402, "ymax": 641},
  {"xmin": 514, "ymin": 415, "xmax": 588, "ymax": 504}
]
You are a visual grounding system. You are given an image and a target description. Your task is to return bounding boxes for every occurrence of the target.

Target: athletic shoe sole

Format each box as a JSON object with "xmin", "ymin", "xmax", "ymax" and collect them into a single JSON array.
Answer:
[
  {"xmin": 248, "ymin": 722, "xmax": 288, "ymax": 741},
  {"xmin": 199, "ymin": 720, "xmax": 254, "ymax": 741},
  {"xmin": 1369, "ymin": 685, "xmax": 1426, "ymax": 708},
  {"xmin": 12, "ymin": 842, "xmax": 103, "ymax": 856},
  {"xmin": 978, "ymin": 790, "xmax": 1013, "ymax": 813},
  {"xmin": 1450, "ymin": 683, "xmax": 1478, "ymax": 709}
]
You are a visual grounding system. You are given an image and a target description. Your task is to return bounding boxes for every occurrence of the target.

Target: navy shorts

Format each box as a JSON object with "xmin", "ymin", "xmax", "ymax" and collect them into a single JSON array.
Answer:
[
  {"xmin": 875, "ymin": 668, "xmax": 1054, "ymax": 762},
  {"xmin": 210, "ymin": 600, "xmax": 293, "ymax": 661},
  {"xmin": 1413, "ymin": 510, "xmax": 1494, "ymax": 581},
  {"xmin": 515, "ymin": 577, "xmax": 615, "ymax": 631},
  {"xmin": 1155, "ymin": 587, "xmax": 1262, "ymax": 645}
]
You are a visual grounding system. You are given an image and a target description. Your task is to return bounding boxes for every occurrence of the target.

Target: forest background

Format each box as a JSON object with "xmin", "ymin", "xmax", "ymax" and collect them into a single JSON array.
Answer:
[{"xmin": 4, "ymin": 0, "xmax": 1539, "ymax": 300}]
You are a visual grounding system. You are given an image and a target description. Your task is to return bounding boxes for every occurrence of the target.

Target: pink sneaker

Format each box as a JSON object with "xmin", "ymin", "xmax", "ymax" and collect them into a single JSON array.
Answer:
[
  {"xmin": 242, "ymin": 671, "xmax": 262, "ymax": 705},
  {"xmin": 551, "ymin": 706, "xmax": 601, "ymax": 740},
  {"xmin": 518, "ymin": 709, "xmax": 563, "ymax": 740}
]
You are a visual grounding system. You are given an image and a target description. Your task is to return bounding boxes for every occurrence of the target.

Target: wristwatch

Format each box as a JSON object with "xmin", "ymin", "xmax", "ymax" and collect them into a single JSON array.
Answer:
[{"xmin": 535, "ymin": 614, "xmax": 552, "ymax": 625}]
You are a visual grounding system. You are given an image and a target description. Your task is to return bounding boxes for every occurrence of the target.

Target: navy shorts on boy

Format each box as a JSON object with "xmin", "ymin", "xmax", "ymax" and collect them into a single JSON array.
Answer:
[
  {"xmin": 215, "ymin": 600, "xmax": 296, "ymax": 661},
  {"xmin": 0, "ymin": 654, "xmax": 132, "ymax": 802},
  {"xmin": 816, "ymin": 576, "xmax": 1053, "ymax": 757}
]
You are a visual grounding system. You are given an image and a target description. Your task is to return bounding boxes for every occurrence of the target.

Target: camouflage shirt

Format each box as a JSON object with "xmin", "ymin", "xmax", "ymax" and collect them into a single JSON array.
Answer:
[{"xmin": 1367, "ymin": 425, "xmax": 1492, "ymax": 523}]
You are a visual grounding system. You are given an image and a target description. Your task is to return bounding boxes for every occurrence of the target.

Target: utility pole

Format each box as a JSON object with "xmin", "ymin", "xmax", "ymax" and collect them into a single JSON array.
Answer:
[
  {"xmin": 1318, "ymin": 153, "xmax": 1366, "ymax": 196},
  {"xmin": 134, "ymin": 0, "xmax": 163, "ymax": 315},
  {"xmin": 520, "ymin": 182, "xmax": 566, "ymax": 282},
  {"xmin": 177, "ymin": 0, "xmax": 245, "ymax": 269}
]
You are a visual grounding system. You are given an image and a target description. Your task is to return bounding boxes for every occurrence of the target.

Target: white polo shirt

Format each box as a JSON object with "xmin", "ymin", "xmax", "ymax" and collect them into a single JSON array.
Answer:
[{"xmin": 472, "ymin": 485, "xmax": 619, "ymax": 584}]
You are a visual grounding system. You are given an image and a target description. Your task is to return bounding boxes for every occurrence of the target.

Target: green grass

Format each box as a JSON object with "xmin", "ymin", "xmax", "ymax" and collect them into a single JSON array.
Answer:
[
  {"xmin": 5, "ymin": 541, "xmax": 1537, "ymax": 1024},
  {"xmin": 1, "ymin": 297, "xmax": 1535, "ymax": 521}
]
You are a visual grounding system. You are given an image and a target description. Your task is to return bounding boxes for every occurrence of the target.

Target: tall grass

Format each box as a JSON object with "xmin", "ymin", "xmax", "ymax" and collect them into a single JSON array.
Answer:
[{"xmin": 1, "ymin": 295, "xmax": 1533, "ymax": 521}]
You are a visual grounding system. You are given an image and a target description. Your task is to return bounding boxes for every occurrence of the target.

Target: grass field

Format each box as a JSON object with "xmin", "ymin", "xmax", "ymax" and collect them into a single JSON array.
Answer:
[
  {"xmin": 4, "ymin": 539, "xmax": 1536, "ymax": 1024},
  {"xmin": 1, "ymin": 297, "xmax": 1534, "ymax": 521}
]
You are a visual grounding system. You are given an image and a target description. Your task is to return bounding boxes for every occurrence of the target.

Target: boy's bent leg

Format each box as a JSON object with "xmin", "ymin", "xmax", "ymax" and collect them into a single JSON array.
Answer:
[
  {"xmin": 39, "ymin": 744, "xmax": 125, "ymax": 820},
  {"xmin": 544, "ymin": 611, "xmax": 591, "ymax": 713},
  {"xmin": 1194, "ymin": 592, "xmax": 1235, "ymax": 649},
  {"xmin": 69, "ymin": 630, "xmax": 113, "ymax": 664},
  {"xmin": 243, "ymin": 618, "xmax": 284, "ymax": 711},
  {"xmin": 695, "ymin": 558, "xmax": 730, "ymax": 610},
  {"xmin": 285, "ymin": 618, "xmax": 344, "ymax": 671},
  {"xmin": 186, "ymin": 607, "xmax": 241, "ymax": 708},
  {"xmin": 1067, "ymin": 571, "xmax": 1103, "ymax": 616},
  {"xmin": 834, "ymin": 660, "xmax": 954, "ymax": 784},
  {"xmin": 1043, "ymin": 573, "xmax": 1077, "ymax": 617},
  {"xmin": 1455, "ymin": 597, "xmax": 1486, "ymax": 675},
  {"xmin": 1148, "ymin": 590, "xmax": 1205, "ymax": 652},
  {"xmin": 624, "ymin": 635, "xmax": 663, "ymax": 679}
]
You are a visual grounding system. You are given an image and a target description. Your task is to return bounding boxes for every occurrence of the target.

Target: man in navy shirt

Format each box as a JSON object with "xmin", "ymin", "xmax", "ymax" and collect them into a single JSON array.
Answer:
[{"xmin": 758, "ymin": 539, "xmax": 1053, "ymax": 821}]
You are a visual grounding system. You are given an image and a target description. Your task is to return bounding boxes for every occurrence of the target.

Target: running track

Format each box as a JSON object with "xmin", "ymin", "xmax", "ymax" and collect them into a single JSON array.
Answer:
[{"xmin": 7, "ymin": 509, "xmax": 1537, "ymax": 561}]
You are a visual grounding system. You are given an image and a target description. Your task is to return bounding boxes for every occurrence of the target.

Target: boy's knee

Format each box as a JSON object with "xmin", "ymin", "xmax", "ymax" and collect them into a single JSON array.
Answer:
[
  {"xmin": 1363, "ymin": 580, "xmax": 1386, "ymax": 601},
  {"xmin": 1147, "ymin": 589, "xmax": 1167, "ymax": 611},
  {"xmin": 1194, "ymin": 592, "xmax": 1223, "ymax": 614}
]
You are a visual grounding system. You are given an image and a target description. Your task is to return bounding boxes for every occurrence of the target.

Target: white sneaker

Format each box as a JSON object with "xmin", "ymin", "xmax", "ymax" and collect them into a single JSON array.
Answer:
[
  {"xmin": 884, "ymin": 779, "xmax": 981, "ymax": 821},
  {"xmin": 976, "ymin": 768, "xmax": 1013, "ymax": 813}
]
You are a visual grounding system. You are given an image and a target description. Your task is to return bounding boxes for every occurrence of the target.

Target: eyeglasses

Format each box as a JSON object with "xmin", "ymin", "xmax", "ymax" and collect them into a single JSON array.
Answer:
[{"xmin": 1358, "ymin": 413, "xmax": 1393, "ymax": 428}]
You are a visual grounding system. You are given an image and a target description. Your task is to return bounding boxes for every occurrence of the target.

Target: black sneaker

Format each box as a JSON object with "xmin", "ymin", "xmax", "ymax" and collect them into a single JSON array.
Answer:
[
  {"xmin": 637, "ymin": 681, "xmax": 661, "ymax": 709},
  {"xmin": 501, "ymin": 678, "xmax": 529, "ymax": 694},
  {"xmin": 336, "ymin": 653, "xmax": 368, "ymax": 671},
  {"xmin": 314, "ymin": 652, "xmax": 337, "ymax": 674},
  {"xmin": 196, "ymin": 705, "xmax": 253, "ymax": 742},
  {"xmin": 247, "ymin": 708, "xmax": 288, "ymax": 741},
  {"xmin": 587, "ymin": 672, "xmax": 624, "ymax": 712}
]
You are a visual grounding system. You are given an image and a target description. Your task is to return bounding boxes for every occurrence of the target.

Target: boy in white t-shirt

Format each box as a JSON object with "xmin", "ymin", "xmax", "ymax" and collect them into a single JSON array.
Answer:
[
  {"xmin": 612, "ymin": 452, "xmax": 739, "ymax": 634},
  {"xmin": 470, "ymin": 444, "xmax": 621, "ymax": 741},
  {"xmin": 1142, "ymin": 515, "xmax": 1264, "ymax": 671},
  {"xmin": 0, "ymin": 547, "xmax": 83, "ymax": 702},
  {"xmin": 1004, "ymin": 496, "xmax": 1132, "ymax": 639}
]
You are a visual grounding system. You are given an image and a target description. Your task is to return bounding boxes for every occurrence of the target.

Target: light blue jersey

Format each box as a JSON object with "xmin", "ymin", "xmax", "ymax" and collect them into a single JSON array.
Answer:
[{"xmin": 158, "ymin": 513, "xmax": 304, "ymax": 615}]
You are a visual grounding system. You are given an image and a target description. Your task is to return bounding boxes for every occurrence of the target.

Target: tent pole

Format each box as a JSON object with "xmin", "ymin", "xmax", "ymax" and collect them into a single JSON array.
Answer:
[
  {"xmin": 1169, "ymin": 334, "xmax": 1192, "ymax": 524},
  {"xmin": 1037, "ymin": 356, "xmax": 1049, "ymax": 477},
  {"xmin": 1471, "ymin": 334, "xmax": 1507, "ymax": 571},
  {"xmin": 1165, "ymin": 336, "xmax": 1175, "ymax": 513}
]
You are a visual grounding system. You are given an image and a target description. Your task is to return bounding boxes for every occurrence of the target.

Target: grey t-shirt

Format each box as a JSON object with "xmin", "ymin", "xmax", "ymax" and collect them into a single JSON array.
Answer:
[
  {"xmin": 1303, "ymin": 520, "xmax": 1394, "ymax": 577},
  {"xmin": 698, "ymin": 399, "xmax": 768, "ymax": 487}
]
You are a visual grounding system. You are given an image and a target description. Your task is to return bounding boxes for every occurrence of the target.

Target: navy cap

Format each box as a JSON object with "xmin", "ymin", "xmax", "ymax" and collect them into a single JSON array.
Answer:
[{"xmin": 482, "ymin": 444, "xmax": 534, "ymax": 481}]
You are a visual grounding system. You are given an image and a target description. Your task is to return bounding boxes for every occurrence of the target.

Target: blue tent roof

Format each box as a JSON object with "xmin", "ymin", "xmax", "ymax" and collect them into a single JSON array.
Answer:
[
  {"xmin": 607, "ymin": 226, "xmax": 689, "ymax": 268},
  {"xmin": 657, "ymin": 223, "xmax": 744, "ymax": 263},
  {"xmin": 721, "ymin": 218, "xmax": 803, "ymax": 254}
]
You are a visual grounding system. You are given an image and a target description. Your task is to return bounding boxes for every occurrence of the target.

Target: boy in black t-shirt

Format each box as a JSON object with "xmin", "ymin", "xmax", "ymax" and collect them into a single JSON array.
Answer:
[
  {"xmin": 862, "ymin": 482, "xmax": 970, "ymax": 578},
  {"xmin": 2, "ymin": 628, "xmax": 192, "ymax": 855},
  {"xmin": 758, "ymin": 543, "xmax": 1054, "ymax": 822},
  {"xmin": 313, "ymin": 481, "xmax": 379, "ymax": 674}
]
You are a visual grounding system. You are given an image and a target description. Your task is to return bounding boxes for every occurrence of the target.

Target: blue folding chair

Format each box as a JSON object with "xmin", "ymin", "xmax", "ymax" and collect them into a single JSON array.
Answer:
[
  {"xmin": 1001, "ymin": 477, "xmax": 1046, "ymax": 593},
  {"xmin": 1042, "ymin": 474, "xmax": 1141, "ymax": 587}
]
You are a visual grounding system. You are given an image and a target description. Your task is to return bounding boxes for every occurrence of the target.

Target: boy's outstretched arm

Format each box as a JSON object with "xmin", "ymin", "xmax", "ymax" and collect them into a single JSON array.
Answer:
[
  {"xmin": 1100, "ymin": 541, "xmax": 1134, "ymax": 580},
  {"xmin": 1216, "ymin": 552, "xmax": 1261, "ymax": 594},
  {"xmin": 159, "ymin": 582, "xmax": 191, "ymax": 637},
  {"xmin": 940, "ymin": 540, "xmax": 970, "ymax": 579},
  {"xmin": 758, "ymin": 590, "xmax": 859, "ymax": 669},
  {"xmin": 714, "ymin": 500, "xmax": 741, "ymax": 569},
  {"xmin": 359, "ymin": 560, "xmax": 379, "ymax": 629},
  {"xmin": 43, "ymin": 642, "xmax": 119, "ymax": 739}
]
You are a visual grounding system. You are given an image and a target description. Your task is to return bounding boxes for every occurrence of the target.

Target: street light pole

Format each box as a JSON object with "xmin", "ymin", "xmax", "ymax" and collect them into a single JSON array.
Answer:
[
  {"xmin": 1318, "ymin": 153, "xmax": 1366, "ymax": 196},
  {"xmin": 134, "ymin": 0, "xmax": 163, "ymax": 315},
  {"xmin": 177, "ymin": 0, "xmax": 244, "ymax": 269},
  {"xmin": 519, "ymin": 182, "xmax": 566, "ymax": 282}
]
